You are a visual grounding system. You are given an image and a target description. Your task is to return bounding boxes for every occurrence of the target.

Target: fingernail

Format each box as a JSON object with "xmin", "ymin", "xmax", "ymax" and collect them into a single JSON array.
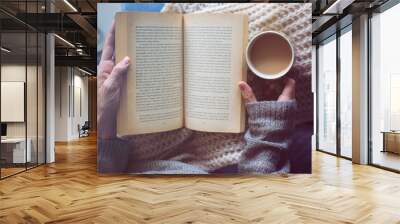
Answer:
[
  {"xmin": 124, "ymin": 56, "xmax": 130, "ymax": 65},
  {"xmin": 239, "ymin": 83, "xmax": 245, "ymax": 91}
]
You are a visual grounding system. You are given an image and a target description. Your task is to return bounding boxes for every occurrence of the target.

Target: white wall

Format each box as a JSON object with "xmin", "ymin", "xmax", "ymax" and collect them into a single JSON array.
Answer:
[
  {"xmin": 1, "ymin": 65, "xmax": 39, "ymax": 137},
  {"xmin": 55, "ymin": 67, "xmax": 69, "ymax": 141},
  {"xmin": 71, "ymin": 73, "xmax": 89, "ymax": 138},
  {"xmin": 1, "ymin": 63, "xmax": 46, "ymax": 164},
  {"xmin": 54, "ymin": 67, "xmax": 89, "ymax": 141},
  {"xmin": 1, "ymin": 65, "xmax": 26, "ymax": 138}
]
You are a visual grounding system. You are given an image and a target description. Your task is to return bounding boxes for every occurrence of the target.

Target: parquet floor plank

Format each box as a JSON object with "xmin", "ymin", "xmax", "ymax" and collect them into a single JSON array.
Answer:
[{"xmin": 0, "ymin": 135, "xmax": 399, "ymax": 223}]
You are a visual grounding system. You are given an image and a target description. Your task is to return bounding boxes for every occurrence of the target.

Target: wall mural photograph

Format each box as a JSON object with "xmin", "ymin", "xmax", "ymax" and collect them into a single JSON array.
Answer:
[{"xmin": 97, "ymin": 3, "xmax": 313, "ymax": 174}]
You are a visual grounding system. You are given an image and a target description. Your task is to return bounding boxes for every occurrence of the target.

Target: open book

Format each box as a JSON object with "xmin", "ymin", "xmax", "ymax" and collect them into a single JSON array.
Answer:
[{"xmin": 115, "ymin": 12, "xmax": 248, "ymax": 135}]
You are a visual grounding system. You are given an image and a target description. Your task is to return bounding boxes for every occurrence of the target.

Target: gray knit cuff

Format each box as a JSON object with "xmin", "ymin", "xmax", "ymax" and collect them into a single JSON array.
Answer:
[
  {"xmin": 239, "ymin": 100, "xmax": 297, "ymax": 174},
  {"xmin": 97, "ymin": 138, "xmax": 129, "ymax": 173},
  {"xmin": 245, "ymin": 100, "xmax": 297, "ymax": 142},
  {"xmin": 246, "ymin": 100, "xmax": 297, "ymax": 123}
]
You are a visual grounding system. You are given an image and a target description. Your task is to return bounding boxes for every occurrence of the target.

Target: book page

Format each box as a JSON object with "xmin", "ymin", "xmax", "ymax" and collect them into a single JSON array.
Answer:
[
  {"xmin": 115, "ymin": 12, "xmax": 183, "ymax": 135},
  {"xmin": 183, "ymin": 13, "xmax": 248, "ymax": 133}
]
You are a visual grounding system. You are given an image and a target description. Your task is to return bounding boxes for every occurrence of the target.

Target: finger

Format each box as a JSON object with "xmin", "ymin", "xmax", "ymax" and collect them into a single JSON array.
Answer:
[
  {"xmin": 239, "ymin": 81, "xmax": 257, "ymax": 103},
  {"xmin": 97, "ymin": 60, "xmax": 114, "ymax": 87},
  {"xmin": 98, "ymin": 57, "xmax": 129, "ymax": 140},
  {"xmin": 99, "ymin": 60, "xmax": 114, "ymax": 74},
  {"xmin": 101, "ymin": 21, "xmax": 116, "ymax": 62},
  {"xmin": 278, "ymin": 78, "xmax": 296, "ymax": 102},
  {"xmin": 103, "ymin": 56, "xmax": 130, "ymax": 92}
]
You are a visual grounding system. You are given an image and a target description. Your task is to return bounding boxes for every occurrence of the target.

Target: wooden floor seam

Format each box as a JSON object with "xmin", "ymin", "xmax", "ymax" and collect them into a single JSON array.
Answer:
[{"xmin": 0, "ymin": 134, "xmax": 400, "ymax": 223}]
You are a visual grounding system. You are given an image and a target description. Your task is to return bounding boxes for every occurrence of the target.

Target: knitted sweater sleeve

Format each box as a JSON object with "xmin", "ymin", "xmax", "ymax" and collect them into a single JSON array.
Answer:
[
  {"xmin": 239, "ymin": 100, "xmax": 297, "ymax": 174},
  {"xmin": 97, "ymin": 137, "xmax": 208, "ymax": 174},
  {"xmin": 97, "ymin": 138, "xmax": 130, "ymax": 173}
]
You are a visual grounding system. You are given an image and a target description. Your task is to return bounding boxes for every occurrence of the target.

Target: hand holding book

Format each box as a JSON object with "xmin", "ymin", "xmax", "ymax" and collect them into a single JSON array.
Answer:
[
  {"xmin": 97, "ymin": 22, "xmax": 131, "ymax": 140},
  {"xmin": 98, "ymin": 15, "xmax": 296, "ymax": 139},
  {"xmin": 115, "ymin": 12, "xmax": 250, "ymax": 135}
]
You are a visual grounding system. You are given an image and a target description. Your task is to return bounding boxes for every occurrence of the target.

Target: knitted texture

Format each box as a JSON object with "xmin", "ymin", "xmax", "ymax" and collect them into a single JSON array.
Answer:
[
  {"xmin": 98, "ymin": 99, "xmax": 297, "ymax": 173},
  {"xmin": 97, "ymin": 3, "xmax": 310, "ymax": 173},
  {"xmin": 163, "ymin": 3, "xmax": 313, "ymax": 123},
  {"xmin": 240, "ymin": 100, "xmax": 296, "ymax": 173},
  {"xmin": 98, "ymin": 139, "xmax": 129, "ymax": 173}
]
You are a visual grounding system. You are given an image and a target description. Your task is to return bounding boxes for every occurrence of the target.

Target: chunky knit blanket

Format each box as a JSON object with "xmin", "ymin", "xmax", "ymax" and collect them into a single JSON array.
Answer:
[
  {"xmin": 163, "ymin": 3, "xmax": 313, "ymax": 123},
  {"xmin": 98, "ymin": 3, "xmax": 312, "ymax": 174}
]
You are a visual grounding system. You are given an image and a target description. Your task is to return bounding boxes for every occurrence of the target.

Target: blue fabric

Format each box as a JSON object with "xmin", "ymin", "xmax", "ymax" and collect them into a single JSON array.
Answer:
[{"xmin": 122, "ymin": 3, "xmax": 164, "ymax": 12}]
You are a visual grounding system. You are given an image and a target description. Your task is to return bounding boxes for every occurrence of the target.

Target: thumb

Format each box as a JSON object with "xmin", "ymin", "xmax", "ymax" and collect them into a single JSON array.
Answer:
[
  {"xmin": 103, "ymin": 56, "xmax": 130, "ymax": 91},
  {"xmin": 278, "ymin": 78, "xmax": 295, "ymax": 102},
  {"xmin": 239, "ymin": 81, "xmax": 257, "ymax": 103}
]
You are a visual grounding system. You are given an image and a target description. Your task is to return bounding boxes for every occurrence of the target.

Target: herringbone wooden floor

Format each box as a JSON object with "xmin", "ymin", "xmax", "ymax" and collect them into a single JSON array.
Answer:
[{"xmin": 1, "ymin": 135, "xmax": 400, "ymax": 224}]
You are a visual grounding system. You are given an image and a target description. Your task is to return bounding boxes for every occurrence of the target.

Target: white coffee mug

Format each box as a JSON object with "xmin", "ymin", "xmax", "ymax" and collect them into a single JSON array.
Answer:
[{"xmin": 246, "ymin": 31, "xmax": 295, "ymax": 79}]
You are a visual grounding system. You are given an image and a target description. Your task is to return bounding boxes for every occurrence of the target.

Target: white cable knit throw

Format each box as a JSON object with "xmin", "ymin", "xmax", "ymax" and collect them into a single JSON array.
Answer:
[
  {"xmin": 98, "ymin": 3, "xmax": 312, "ymax": 173},
  {"xmin": 163, "ymin": 3, "xmax": 313, "ymax": 123}
]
